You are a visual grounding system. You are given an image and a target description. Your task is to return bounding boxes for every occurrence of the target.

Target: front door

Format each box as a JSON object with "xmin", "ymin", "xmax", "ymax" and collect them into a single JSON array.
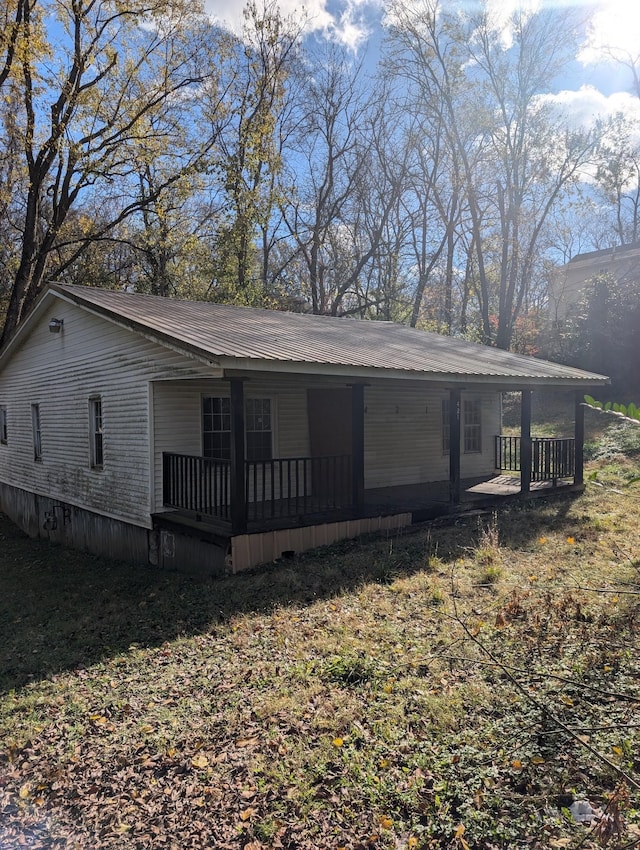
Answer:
[{"xmin": 307, "ymin": 388, "xmax": 352, "ymax": 504}]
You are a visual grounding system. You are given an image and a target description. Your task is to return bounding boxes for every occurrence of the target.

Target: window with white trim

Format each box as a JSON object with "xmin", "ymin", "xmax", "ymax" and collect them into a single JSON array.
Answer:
[
  {"xmin": 246, "ymin": 398, "xmax": 273, "ymax": 462},
  {"xmin": 202, "ymin": 396, "xmax": 273, "ymax": 462},
  {"xmin": 89, "ymin": 397, "xmax": 103, "ymax": 468},
  {"xmin": 31, "ymin": 404, "xmax": 42, "ymax": 461},
  {"xmin": 441, "ymin": 398, "xmax": 450, "ymax": 454},
  {"xmin": 202, "ymin": 396, "xmax": 231, "ymax": 460},
  {"xmin": 463, "ymin": 399, "xmax": 482, "ymax": 453},
  {"xmin": 0, "ymin": 406, "xmax": 6, "ymax": 445}
]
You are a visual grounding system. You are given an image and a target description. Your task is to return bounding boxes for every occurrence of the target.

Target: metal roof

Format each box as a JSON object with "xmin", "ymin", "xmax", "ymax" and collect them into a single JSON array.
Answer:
[{"xmin": 49, "ymin": 284, "xmax": 608, "ymax": 386}]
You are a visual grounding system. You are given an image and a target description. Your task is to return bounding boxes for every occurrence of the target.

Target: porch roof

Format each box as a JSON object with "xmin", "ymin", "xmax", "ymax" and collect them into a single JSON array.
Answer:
[{"xmin": 44, "ymin": 285, "xmax": 607, "ymax": 388}]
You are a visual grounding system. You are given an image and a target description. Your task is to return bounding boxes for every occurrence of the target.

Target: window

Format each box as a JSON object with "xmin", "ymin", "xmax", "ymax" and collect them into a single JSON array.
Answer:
[
  {"xmin": 202, "ymin": 396, "xmax": 273, "ymax": 461},
  {"xmin": 463, "ymin": 399, "xmax": 482, "ymax": 453},
  {"xmin": 0, "ymin": 406, "xmax": 6, "ymax": 445},
  {"xmin": 202, "ymin": 396, "xmax": 231, "ymax": 460},
  {"xmin": 31, "ymin": 404, "xmax": 42, "ymax": 461},
  {"xmin": 246, "ymin": 398, "xmax": 272, "ymax": 462},
  {"xmin": 441, "ymin": 398, "xmax": 450, "ymax": 454},
  {"xmin": 89, "ymin": 397, "xmax": 103, "ymax": 468}
]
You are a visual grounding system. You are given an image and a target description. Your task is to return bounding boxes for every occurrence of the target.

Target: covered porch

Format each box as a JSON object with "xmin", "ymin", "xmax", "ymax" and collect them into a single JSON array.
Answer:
[{"xmin": 156, "ymin": 382, "xmax": 586, "ymax": 537}]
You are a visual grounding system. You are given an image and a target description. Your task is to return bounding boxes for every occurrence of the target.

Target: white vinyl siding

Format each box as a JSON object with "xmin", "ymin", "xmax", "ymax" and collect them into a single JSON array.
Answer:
[
  {"xmin": 364, "ymin": 388, "xmax": 499, "ymax": 488},
  {"xmin": 0, "ymin": 302, "xmax": 217, "ymax": 528}
]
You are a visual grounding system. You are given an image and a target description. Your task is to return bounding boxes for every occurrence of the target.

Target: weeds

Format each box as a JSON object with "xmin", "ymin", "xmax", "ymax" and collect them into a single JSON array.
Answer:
[{"xmin": 0, "ymin": 451, "xmax": 639, "ymax": 849}]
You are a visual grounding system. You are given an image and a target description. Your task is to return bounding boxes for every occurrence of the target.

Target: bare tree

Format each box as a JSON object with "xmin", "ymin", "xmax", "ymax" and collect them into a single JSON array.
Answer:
[
  {"xmin": 0, "ymin": 0, "xmax": 223, "ymax": 346},
  {"xmin": 386, "ymin": 0, "xmax": 598, "ymax": 349},
  {"xmin": 210, "ymin": 0, "xmax": 302, "ymax": 305}
]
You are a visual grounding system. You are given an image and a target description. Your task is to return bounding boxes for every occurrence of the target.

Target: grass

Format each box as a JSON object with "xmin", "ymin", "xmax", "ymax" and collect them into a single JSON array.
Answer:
[{"xmin": 1, "ymin": 447, "xmax": 639, "ymax": 847}]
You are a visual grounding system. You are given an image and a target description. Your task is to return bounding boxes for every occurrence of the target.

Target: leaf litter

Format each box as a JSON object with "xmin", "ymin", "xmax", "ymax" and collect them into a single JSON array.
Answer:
[{"xmin": 1, "ymin": 454, "xmax": 639, "ymax": 848}]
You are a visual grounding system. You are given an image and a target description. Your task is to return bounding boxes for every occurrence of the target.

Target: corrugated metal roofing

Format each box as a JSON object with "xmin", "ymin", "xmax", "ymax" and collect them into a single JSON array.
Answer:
[{"xmin": 51, "ymin": 284, "xmax": 608, "ymax": 385}]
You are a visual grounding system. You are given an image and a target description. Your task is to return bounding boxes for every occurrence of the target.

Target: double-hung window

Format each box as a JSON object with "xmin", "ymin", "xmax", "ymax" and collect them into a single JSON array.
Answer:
[
  {"xmin": 31, "ymin": 404, "xmax": 42, "ymax": 461},
  {"xmin": 463, "ymin": 399, "xmax": 482, "ymax": 453},
  {"xmin": 0, "ymin": 406, "xmax": 6, "ymax": 445},
  {"xmin": 441, "ymin": 398, "xmax": 450, "ymax": 454},
  {"xmin": 89, "ymin": 397, "xmax": 104, "ymax": 468},
  {"xmin": 202, "ymin": 396, "xmax": 231, "ymax": 460},
  {"xmin": 202, "ymin": 396, "xmax": 273, "ymax": 462},
  {"xmin": 245, "ymin": 398, "xmax": 272, "ymax": 462}
]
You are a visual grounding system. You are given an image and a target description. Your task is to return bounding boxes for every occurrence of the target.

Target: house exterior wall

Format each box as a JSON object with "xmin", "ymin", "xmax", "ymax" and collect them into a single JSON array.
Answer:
[
  {"xmin": 0, "ymin": 299, "xmax": 216, "ymax": 531},
  {"xmin": 364, "ymin": 387, "xmax": 499, "ymax": 487}
]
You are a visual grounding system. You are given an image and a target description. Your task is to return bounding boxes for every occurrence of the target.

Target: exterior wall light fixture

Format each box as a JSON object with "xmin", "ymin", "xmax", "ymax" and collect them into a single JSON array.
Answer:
[{"xmin": 48, "ymin": 318, "xmax": 64, "ymax": 333}]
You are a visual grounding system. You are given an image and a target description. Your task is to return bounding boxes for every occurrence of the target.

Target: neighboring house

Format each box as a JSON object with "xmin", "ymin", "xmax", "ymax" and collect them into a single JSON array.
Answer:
[
  {"xmin": 0, "ymin": 285, "xmax": 608, "ymax": 574},
  {"xmin": 550, "ymin": 243, "xmax": 640, "ymax": 321}
]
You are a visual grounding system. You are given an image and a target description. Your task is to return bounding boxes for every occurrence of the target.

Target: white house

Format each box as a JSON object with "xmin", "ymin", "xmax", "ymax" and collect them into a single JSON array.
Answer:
[
  {"xmin": 550, "ymin": 243, "xmax": 640, "ymax": 321},
  {"xmin": 0, "ymin": 285, "xmax": 608, "ymax": 574}
]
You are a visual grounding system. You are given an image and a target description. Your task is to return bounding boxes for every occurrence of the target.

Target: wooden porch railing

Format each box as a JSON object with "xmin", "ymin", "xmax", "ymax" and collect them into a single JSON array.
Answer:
[
  {"xmin": 163, "ymin": 453, "xmax": 232, "ymax": 520},
  {"xmin": 495, "ymin": 436, "xmax": 575, "ymax": 481},
  {"xmin": 162, "ymin": 453, "xmax": 352, "ymax": 523}
]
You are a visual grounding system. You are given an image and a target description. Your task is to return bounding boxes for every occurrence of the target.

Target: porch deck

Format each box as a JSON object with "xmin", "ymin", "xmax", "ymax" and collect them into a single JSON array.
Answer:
[{"xmin": 154, "ymin": 474, "xmax": 578, "ymax": 541}]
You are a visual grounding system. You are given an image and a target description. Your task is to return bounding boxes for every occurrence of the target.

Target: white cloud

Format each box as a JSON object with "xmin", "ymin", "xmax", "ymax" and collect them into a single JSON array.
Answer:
[
  {"xmin": 579, "ymin": 0, "xmax": 640, "ymax": 66},
  {"xmin": 204, "ymin": 0, "xmax": 379, "ymax": 50},
  {"xmin": 542, "ymin": 85, "xmax": 640, "ymax": 131}
]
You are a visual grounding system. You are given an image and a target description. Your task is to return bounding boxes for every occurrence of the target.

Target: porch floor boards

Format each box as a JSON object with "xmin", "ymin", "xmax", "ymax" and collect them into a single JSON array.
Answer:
[{"xmin": 154, "ymin": 475, "xmax": 577, "ymax": 541}]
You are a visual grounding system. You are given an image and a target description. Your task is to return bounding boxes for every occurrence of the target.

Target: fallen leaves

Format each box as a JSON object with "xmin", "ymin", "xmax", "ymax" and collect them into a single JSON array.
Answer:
[{"xmin": 1, "ymin": 463, "xmax": 640, "ymax": 849}]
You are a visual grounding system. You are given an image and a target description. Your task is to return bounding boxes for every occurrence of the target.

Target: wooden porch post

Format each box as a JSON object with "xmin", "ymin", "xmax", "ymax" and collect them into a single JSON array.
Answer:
[
  {"xmin": 229, "ymin": 377, "xmax": 247, "ymax": 535},
  {"xmin": 449, "ymin": 388, "xmax": 461, "ymax": 505},
  {"xmin": 520, "ymin": 389, "xmax": 532, "ymax": 494},
  {"xmin": 351, "ymin": 383, "xmax": 365, "ymax": 512},
  {"xmin": 574, "ymin": 390, "xmax": 585, "ymax": 486}
]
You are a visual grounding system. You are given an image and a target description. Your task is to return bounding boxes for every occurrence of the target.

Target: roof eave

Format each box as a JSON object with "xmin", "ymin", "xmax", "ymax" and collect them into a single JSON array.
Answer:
[{"xmin": 220, "ymin": 358, "xmax": 610, "ymax": 388}]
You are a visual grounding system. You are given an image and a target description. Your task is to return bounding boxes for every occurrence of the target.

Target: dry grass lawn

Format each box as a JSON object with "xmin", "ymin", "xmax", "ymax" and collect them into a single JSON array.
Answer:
[{"xmin": 1, "ymin": 427, "xmax": 639, "ymax": 849}]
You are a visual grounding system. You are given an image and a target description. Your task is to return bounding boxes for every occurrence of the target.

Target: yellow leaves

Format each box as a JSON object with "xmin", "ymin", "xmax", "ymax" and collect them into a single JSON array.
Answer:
[
  {"xmin": 89, "ymin": 714, "xmax": 108, "ymax": 725},
  {"xmin": 332, "ymin": 737, "xmax": 344, "ymax": 748},
  {"xmin": 383, "ymin": 682, "xmax": 394, "ymax": 694},
  {"xmin": 538, "ymin": 536, "xmax": 547, "ymax": 544},
  {"xmin": 454, "ymin": 823, "xmax": 471, "ymax": 849},
  {"xmin": 114, "ymin": 823, "xmax": 131, "ymax": 834},
  {"xmin": 612, "ymin": 745, "xmax": 624, "ymax": 756},
  {"xmin": 559, "ymin": 694, "xmax": 574, "ymax": 707},
  {"xmin": 531, "ymin": 755, "xmax": 545, "ymax": 765},
  {"xmin": 191, "ymin": 753, "xmax": 209, "ymax": 769},
  {"xmin": 19, "ymin": 784, "xmax": 30, "ymax": 799},
  {"xmin": 379, "ymin": 815, "xmax": 393, "ymax": 829},
  {"xmin": 240, "ymin": 806, "xmax": 255, "ymax": 822},
  {"xmin": 566, "ymin": 536, "xmax": 575, "ymax": 545},
  {"xmin": 511, "ymin": 759, "xmax": 523, "ymax": 770},
  {"xmin": 408, "ymin": 837, "xmax": 418, "ymax": 849}
]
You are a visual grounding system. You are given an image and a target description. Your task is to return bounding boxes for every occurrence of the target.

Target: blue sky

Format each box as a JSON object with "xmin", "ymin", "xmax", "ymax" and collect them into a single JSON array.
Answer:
[{"xmin": 204, "ymin": 0, "xmax": 640, "ymax": 133}]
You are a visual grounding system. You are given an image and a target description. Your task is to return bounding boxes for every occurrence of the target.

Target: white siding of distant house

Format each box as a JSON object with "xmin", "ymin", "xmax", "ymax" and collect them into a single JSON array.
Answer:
[{"xmin": 0, "ymin": 299, "xmax": 216, "ymax": 528}]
